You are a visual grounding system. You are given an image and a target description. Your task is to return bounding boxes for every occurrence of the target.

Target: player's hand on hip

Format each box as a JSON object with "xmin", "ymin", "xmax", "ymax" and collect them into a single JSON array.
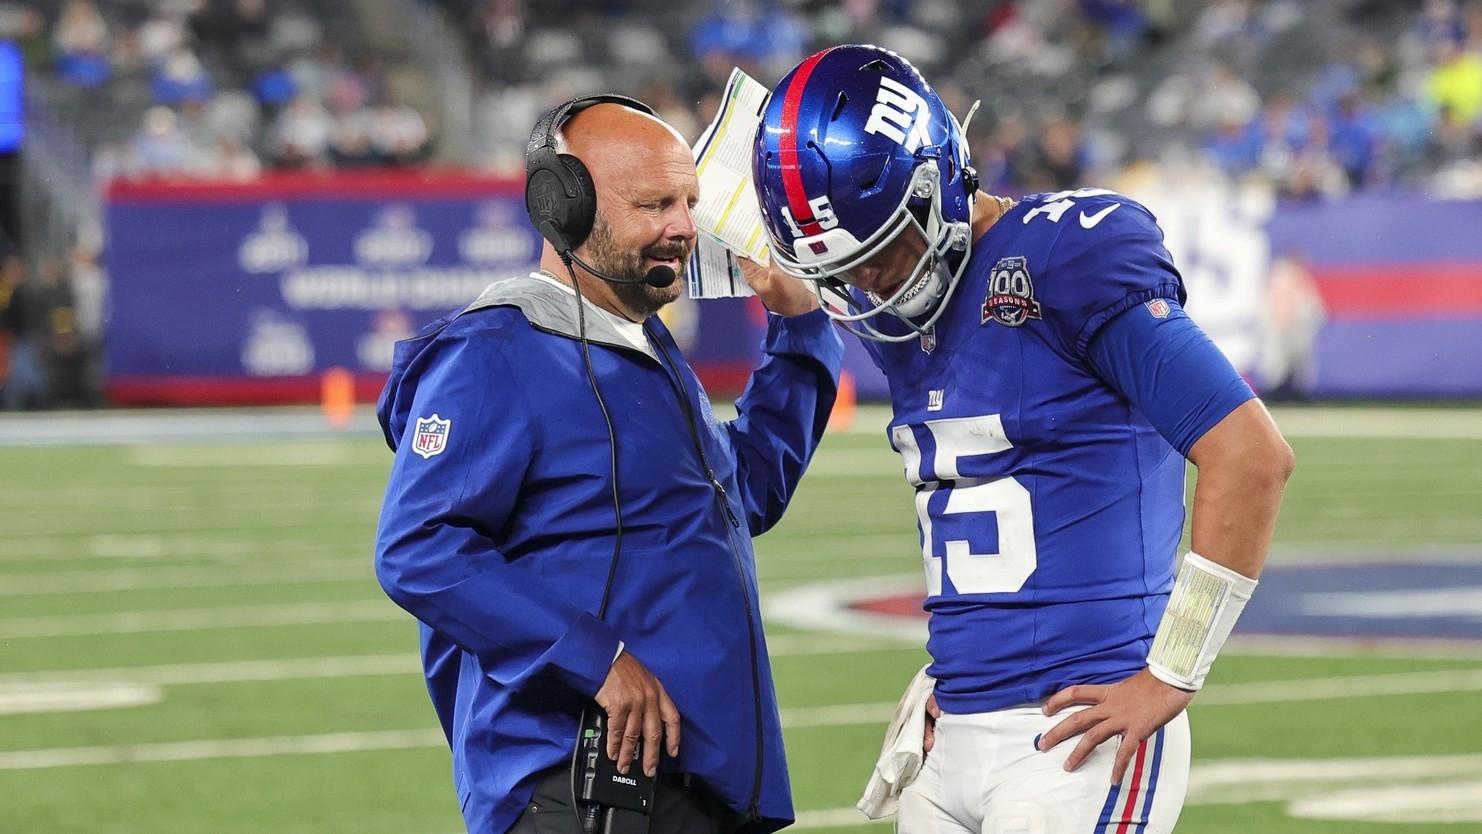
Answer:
[
  {"xmin": 737, "ymin": 256, "xmax": 820, "ymax": 317},
  {"xmin": 594, "ymin": 651, "xmax": 681, "ymax": 778},
  {"xmin": 922, "ymin": 692, "xmax": 942, "ymax": 754},
  {"xmin": 1037, "ymin": 668, "xmax": 1194, "ymax": 783}
]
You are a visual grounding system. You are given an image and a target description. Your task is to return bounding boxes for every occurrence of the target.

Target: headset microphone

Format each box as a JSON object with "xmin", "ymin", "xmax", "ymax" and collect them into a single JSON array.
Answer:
[{"xmin": 567, "ymin": 250, "xmax": 678, "ymax": 289}]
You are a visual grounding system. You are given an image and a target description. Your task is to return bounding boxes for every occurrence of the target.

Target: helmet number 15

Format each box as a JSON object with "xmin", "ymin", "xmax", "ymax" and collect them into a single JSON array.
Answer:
[
  {"xmin": 890, "ymin": 414, "xmax": 1037, "ymax": 596},
  {"xmin": 780, "ymin": 196, "xmax": 838, "ymax": 238}
]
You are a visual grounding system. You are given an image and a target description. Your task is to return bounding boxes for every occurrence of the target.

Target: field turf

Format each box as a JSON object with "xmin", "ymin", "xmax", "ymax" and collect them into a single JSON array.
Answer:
[{"xmin": 1, "ymin": 406, "xmax": 1479, "ymax": 833}]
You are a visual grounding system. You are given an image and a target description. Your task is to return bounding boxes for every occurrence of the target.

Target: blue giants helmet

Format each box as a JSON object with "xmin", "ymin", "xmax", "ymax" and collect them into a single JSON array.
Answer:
[{"xmin": 752, "ymin": 45, "xmax": 978, "ymax": 341}]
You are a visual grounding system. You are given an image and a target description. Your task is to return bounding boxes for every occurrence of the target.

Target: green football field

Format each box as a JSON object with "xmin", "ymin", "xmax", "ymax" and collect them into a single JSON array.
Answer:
[{"xmin": 2, "ymin": 405, "xmax": 1480, "ymax": 833}]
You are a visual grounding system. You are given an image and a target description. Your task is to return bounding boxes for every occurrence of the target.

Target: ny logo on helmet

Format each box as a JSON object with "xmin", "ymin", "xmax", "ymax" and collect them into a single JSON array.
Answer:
[{"xmin": 865, "ymin": 77, "xmax": 932, "ymax": 152}]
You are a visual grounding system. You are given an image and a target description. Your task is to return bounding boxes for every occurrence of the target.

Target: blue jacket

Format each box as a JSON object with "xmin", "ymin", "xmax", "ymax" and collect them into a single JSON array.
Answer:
[{"xmin": 375, "ymin": 274, "xmax": 843, "ymax": 834}]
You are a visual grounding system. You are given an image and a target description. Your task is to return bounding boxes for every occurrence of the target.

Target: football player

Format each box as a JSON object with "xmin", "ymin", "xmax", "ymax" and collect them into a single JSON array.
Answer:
[{"xmin": 750, "ymin": 45, "xmax": 1295, "ymax": 833}]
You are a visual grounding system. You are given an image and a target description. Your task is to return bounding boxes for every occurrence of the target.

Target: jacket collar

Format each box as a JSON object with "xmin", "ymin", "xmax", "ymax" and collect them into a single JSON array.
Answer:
[{"xmin": 463, "ymin": 272, "xmax": 649, "ymax": 355}]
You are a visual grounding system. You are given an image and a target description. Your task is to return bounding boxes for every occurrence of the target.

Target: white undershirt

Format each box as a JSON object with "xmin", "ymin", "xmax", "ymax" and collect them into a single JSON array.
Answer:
[{"xmin": 528, "ymin": 271, "xmax": 655, "ymax": 359}]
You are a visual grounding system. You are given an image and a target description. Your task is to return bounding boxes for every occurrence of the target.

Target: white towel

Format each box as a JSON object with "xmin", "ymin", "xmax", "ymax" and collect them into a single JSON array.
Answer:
[{"xmin": 856, "ymin": 664, "xmax": 936, "ymax": 820}]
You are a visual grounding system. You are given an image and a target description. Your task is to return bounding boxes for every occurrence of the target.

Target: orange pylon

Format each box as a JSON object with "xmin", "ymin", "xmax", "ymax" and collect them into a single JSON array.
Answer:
[
  {"xmin": 828, "ymin": 370, "xmax": 856, "ymax": 433},
  {"xmin": 322, "ymin": 366, "xmax": 355, "ymax": 429}
]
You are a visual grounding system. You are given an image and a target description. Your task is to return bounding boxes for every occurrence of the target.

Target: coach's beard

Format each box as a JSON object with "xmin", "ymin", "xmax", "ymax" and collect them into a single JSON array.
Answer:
[{"xmin": 586, "ymin": 217, "xmax": 688, "ymax": 319}]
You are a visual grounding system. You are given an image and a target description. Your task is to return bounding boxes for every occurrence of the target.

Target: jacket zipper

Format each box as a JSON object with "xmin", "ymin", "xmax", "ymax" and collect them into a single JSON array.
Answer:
[{"xmin": 648, "ymin": 328, "xmax": 764, "ymax": 821}]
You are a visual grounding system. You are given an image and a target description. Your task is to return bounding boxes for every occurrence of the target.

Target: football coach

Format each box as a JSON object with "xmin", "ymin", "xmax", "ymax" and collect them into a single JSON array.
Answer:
[{"xmin": 374, "ymin": 95, "xmax": 843, "ymax": 834}]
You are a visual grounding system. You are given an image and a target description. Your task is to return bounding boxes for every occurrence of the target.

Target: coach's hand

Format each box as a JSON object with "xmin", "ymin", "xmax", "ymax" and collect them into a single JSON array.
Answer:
[
  {"xmin": 738, "ymin": 257, "xmax": 820, "ymax": 317},
  {"xmin": 1037, "ymin": 668, "xmax": 1194, "ymax": 783},
  {"xmin": 595, "ymin": 652, "xmax": 681, "ymax": 778},
  {"xmin": 922, "ymin": 693, "xmax": 942, "ymax": 754}
]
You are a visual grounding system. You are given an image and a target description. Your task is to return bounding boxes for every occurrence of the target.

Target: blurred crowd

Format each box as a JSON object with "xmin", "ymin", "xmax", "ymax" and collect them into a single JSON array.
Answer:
[
  {"xmin": 10, "ymin": 0, "xmax": 1480, "ymax": 192},
  {"xmin": 5, "ymin": 0, "xmax": 430, "ymax": 178},
  {"xmin": 460, "ymin": 0, "xmax": 1482, "ymax": 200}
]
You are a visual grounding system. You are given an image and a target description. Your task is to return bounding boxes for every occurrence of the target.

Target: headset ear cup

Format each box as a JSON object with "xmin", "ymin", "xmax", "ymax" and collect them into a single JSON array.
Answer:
[
  {"xmin": 557, "ymin": 153, "xmax": 596, "ymax": 249},
  {"xmin": 525, "ymin": 148, "xmax": 574, "ymax": 253}
]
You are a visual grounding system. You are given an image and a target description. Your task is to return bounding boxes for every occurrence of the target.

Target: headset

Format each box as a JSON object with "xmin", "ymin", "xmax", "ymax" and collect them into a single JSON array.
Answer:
[
  {"xmin": 525, "ymin": 94, "xmax": 677, "ymax": 290},
  {"xmin": 525, "ymin": 94, "xmax": 667, "ymax": 834}
]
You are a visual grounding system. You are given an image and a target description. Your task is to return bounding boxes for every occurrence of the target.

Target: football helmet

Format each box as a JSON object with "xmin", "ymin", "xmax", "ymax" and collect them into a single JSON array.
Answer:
[{"xmin": 752, "ymin": 45, "xmax": 977, "ymax": 341}]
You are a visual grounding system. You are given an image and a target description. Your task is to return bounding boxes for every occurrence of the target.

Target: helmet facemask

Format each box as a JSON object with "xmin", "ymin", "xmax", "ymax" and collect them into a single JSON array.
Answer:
[{"xmin": 772, "ymin": 164, "xmax": 973, "ymax": 343}]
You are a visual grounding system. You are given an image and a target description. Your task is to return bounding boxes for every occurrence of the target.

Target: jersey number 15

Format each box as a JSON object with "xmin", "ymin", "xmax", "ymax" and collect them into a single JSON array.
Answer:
[{"xmin": 891, "ymin": 414, "xmax": 1037, "ymax": 597}]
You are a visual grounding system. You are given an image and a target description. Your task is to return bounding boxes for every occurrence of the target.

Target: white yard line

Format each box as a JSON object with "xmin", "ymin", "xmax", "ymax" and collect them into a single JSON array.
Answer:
[
  {"xmin": 0, "ymin": 729, "xmax": 444, "ymax": 770},
  {"xmin": 0, "ymin": 654, "xmax": 418, "ymax": 687},
  {"xmin": 0, "ymin": 408, "xmax": 380, "ymax": 446},
  {"xmin": 0, "ymin": 682, "xmax": 164, "ymax": 715},
  {"xmin": 0, "ymin": 559, "xmax": 366, "ymax": 595},
  {"xmin": 127, "ymin": 443, "xmax": 353, "ymax": 467},
  {"xmin": 1198, "ymin": 668, "xmax": 1482, "ymax": 705},
  {"xmin": 0, "ymin": 600, "xmax": 402, "ymax": 639}
]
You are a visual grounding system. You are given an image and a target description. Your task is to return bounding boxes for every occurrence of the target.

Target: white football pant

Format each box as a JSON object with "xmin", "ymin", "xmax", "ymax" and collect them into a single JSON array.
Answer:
[{"xmin": 897, "ymin": 705, "xmax": 1190, "ymax": 834}]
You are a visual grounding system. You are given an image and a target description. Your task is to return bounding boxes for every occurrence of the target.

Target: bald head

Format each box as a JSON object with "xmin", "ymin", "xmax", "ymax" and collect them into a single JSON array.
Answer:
[{"xmin": 558, "ymin": 103, "xmax": 693, "ymax": 189}]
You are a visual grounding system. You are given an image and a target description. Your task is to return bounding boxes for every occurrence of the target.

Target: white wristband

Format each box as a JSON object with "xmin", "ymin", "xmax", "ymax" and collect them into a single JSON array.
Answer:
[{"xmin": 1147, "ymin": 552, "xmax": 1258, "ymax": 691}]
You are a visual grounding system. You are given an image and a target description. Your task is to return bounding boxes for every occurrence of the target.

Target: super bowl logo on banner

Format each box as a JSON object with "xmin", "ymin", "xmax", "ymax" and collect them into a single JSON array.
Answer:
[
  {"xmin": 355, "ymin": 204, "xmax": 433, "ymax": 268},
  {"xmin": 982, "ymin": 256, "xmax": 1042, "ymax": 327},
  {"xmin": 413, "ymin": 414, "xmax": 451, "ymax": 459}
]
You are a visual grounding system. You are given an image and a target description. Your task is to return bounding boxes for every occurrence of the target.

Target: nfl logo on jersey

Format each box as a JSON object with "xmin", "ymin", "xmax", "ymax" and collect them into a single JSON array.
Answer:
[
  {"xmin": 982, "ymin": 256, "xmax": 1043, "ymax": 328},
  {"xmin": 412, "ymin": 414, "xmax": 451, "ymax": 459},
  {"xmin": 1146, "ymin": 298, "xmax": 1171, "ymax": 318}
]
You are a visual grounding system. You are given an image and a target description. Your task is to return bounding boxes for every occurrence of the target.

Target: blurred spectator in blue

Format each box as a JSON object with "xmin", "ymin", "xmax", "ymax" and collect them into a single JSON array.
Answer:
[
  {"xmin": 254, "ymin": 65, "xmax": 299, "ymax": 107},
  {"xmin": 53, "ymin": 0, "xmax": 109, "ymax": 87},
  {"xmin": 130, "ymin": 106, "xmax": 195, "ymax": 174},
  {"xmin": 152, "ymin": 48, "xmax": 214, "ymax": 105},
  {"xmin": 690, "ymin": 0, "xmax": 808, "ymax": 82},
  {"xmin": 1205, "ymin": 115, "xmax": 1262, "ymax": 175},
  {"xmin": 1327, "ymin": 92, "xmax": 1380, "ymax": 187},
  {"xmin": 1279, "ymin": 116, "xmax": 1348, "ymax": 200},
  {"xmin": 1254, "ymin": 92, "xmax": 1313, "ymax": 165},
  {"xmin": 1377, "ymin": 92, "xmax": 1435, "ymax": 177},
  {"xmin": 1078, "ymin": 0, "xmax": 1147, "ymax": 61}
]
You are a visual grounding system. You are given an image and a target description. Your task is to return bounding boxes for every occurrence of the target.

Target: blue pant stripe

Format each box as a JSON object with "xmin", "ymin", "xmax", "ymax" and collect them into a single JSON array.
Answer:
[{"xmin": 1094, "ymin": 782, "xmax": 1122, "ymax": 833}]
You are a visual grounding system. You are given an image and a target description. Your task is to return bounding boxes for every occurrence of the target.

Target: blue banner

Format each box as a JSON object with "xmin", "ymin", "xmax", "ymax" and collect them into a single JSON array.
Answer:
[{"xmin": 105, "ymin": 173, "xmax": 544, "ymax": 403}]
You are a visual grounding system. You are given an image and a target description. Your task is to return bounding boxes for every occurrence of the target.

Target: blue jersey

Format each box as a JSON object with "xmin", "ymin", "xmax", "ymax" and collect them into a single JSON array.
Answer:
[{"xmin": 865, "ymin": 189, "xmax": 1217, "ymax": 713}]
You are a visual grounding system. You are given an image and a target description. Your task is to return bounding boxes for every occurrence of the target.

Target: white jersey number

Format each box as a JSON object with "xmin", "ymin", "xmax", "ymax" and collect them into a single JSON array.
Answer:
[{"xmin": 891, "ymin": 414, "xmax": 1037, "ymax": 597}]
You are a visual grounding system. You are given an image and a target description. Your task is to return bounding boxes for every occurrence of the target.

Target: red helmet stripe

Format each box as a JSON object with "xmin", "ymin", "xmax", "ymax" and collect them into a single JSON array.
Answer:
[{"xmin": 778, "ymin": 48, "xmax": 833, "ymax": 238}]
